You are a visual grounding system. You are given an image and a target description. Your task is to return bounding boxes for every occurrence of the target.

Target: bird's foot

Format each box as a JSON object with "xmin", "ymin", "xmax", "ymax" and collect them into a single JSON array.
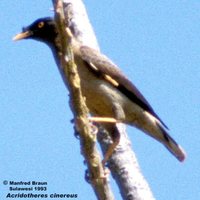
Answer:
[{"xmin": 85, "ymin": 167, "xmax": 110, "ymax": 184}]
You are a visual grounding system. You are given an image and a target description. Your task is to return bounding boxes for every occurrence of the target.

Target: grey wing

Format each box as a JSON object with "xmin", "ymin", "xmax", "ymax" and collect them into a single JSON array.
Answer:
[{"xmin": 80, "ymin": 46, "xmax": 168, "ymax": 129}]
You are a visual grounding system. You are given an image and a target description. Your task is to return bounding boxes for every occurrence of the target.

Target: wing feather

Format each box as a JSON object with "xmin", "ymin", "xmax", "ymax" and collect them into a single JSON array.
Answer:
[{"xmin": 80, "ymin": 46, "xmax": 168, "ymax": 129}]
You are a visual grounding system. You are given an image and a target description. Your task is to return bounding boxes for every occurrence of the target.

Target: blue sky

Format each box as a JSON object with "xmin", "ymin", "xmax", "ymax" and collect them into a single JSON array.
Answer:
[{"xmin": 0, "ymin": 1, "xmax": 200, "ymax": 199}]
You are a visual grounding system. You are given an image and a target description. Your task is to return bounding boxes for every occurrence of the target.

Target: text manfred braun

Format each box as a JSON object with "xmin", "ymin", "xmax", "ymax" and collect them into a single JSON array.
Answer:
[{"xmin": 9, "ymin": 181, "xmax": 47, "ymax": 191}]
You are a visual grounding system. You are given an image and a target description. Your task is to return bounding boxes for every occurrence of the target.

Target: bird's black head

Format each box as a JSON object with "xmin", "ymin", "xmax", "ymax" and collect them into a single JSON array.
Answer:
[{"xmin": 13, "ymin": 17, "xmax": 58, "ymax": 46}]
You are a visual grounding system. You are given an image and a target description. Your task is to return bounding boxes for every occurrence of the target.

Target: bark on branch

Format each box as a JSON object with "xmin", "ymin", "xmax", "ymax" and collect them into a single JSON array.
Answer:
[
  {"xmin": 52, "ymin": 1, "xmax": 114, "ymax": 199},
  {"xmin": 51, "ymin": 0, "xmax": 155, "ymax": 199}
]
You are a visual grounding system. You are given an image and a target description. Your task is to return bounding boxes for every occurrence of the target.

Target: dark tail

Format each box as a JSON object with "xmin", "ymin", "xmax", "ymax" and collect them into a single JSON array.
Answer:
[{"xmin": 157, "ymin": 122, "xmax": 186, "ymax": 162}]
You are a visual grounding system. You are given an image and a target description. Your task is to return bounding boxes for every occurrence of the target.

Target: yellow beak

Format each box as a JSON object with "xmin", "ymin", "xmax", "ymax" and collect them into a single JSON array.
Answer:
[{"xmin": 12, "ymin": 31, "xmax": 32, "ymax": 41}]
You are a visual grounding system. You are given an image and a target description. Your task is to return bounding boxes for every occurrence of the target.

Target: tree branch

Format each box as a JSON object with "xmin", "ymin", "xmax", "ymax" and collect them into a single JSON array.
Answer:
[
  {"xmin": 52, "ymin": 0, "xmax": 155, "ymax": 199},
  {"xmin": 51, "ymin": 1, "xmax": 114, "ymax": 199}
]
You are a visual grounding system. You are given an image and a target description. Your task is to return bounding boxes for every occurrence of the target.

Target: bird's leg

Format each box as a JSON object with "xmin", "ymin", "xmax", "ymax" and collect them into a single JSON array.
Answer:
[
  {"xmin": 102, "ymin": 124, "xmax": 120, "ymax": 166},
  {"xmin": 102, "ymin": 103, "xmax": 125, "ymax": 165},
  {"xmin": 88, "ymin": 116, "xmax": 118, "ymax": 123},
  {"xmin": 88, "ymin": 118, "xmax": 121, "ymax": 166},
  {"xmin": 91, "ymin": 103, "xmax": 125, "ymax": 166}
]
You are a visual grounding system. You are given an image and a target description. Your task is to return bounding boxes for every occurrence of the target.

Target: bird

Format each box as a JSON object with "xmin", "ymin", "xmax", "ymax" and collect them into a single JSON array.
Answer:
[{"xmin": 13, "ymin": 17, "xmax": 186, "ymax": 163}]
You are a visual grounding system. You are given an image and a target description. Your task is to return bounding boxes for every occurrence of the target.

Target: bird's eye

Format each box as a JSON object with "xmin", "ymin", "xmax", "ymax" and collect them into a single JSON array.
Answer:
[{"xmin": 38, "ymin": 21, "xmax": 44, "ymax": 28}]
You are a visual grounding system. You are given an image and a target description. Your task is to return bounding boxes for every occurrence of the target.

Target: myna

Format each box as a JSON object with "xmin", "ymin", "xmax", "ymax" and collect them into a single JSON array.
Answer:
[{"xmin": 13, "ymin": 17, "xmax": 186, "ymax": 163}]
